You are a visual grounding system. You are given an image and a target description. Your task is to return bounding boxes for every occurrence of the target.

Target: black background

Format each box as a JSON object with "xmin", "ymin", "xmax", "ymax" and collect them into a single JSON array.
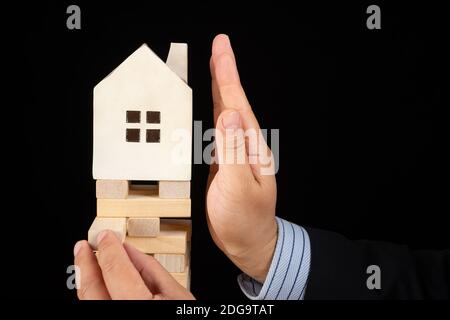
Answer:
[{"xmin": 5, "ymin": 1, "xmax": 447, "ymax": 301}]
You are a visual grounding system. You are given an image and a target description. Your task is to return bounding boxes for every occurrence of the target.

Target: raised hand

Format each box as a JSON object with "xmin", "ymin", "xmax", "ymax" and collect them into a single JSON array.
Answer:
[{"xmin": 206, "ymin": 34, "xmax": 278, "ymax": 282}]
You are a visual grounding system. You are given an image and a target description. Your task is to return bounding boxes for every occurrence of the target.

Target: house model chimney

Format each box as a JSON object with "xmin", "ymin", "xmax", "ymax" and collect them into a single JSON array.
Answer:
[{"xmin": 166, "ymin": 43, "xmax": 188, "ymax": 83}]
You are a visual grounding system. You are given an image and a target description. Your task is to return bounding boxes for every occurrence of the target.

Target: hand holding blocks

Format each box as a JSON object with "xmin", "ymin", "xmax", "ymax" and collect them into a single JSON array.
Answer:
[{"xmin": 88, "ymin": 180, "xmax": 192, "ymax": 289}]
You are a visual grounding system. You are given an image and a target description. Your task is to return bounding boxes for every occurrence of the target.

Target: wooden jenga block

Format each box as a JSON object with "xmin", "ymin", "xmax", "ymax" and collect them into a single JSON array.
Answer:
[
  {"xmin": 154, "ymin": 237, "xmax": 190, "ymax": 273},
  {"xmin": 96, "ymin": 180, "xmax": 129, "ymax": 199},
  {"xmin": 159, "ymin": 181, "xmax": 190, "ymax": 199},
  {"xmin": 97, "ymin": 186, "xmax": 190, "ymax": 217},
  {"xmin": 125, "ymin": 226, "xmax": 187, "ymax": 254},
  {"xmin": 170, "ymin": 243, "xmax": 191, "ymax": 289},
  {"xmin": 127, "ymin": 218, "xmax": 160, "ymax": 237},
  {"xmin": 160, "ymin": 219, "xmax": 192, "ymax": 241},
  {"xmin": 154, "ymin": 253, "xmax": 185, "ymax": 273},
  {"xmin": 88, "ymin": 217, "xmax": 127, "ymax": 249}
]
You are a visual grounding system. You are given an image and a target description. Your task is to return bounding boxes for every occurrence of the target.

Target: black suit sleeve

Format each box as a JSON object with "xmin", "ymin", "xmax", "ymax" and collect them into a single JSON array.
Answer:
[{"xmin": 304, "ymin": 228, "xmax": 450, "ymax": 299}]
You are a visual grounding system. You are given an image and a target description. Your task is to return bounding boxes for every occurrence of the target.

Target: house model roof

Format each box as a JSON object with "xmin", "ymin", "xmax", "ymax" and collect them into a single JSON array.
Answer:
[{"xmin": 96, "ymin": 43, "xmax": 190, "ymax": 89}]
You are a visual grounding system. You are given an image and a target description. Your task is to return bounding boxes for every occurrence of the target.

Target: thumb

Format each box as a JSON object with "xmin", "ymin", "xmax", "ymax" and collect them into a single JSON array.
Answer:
[{"xmin": 215, "ymin": 110, "xmax": 253, "ymax": 181}]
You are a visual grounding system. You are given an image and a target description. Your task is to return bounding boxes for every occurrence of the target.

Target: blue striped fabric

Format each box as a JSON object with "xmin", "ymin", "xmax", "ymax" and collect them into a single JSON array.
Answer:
[{"xmin": 237, "ymin": 217, "xmax": 311, "ymax": 300}]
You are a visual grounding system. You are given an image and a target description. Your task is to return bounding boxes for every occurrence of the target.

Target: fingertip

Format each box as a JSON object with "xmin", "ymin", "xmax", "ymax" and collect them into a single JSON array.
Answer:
[
  {"xmin": 96, "ymin": 230, "xmax": 120, "ymax": 250},
  {"xmin": 96, "ymin": 230, "xmax": 109, "ymax": 244},
  {"xmin": 73, "ymin": 239, "xmax": 111, "ymax": 300},
  {"xmin": 212, "ymin": 34, "xmax": 232, "ymax": 55},
  {"xmin": 74, "ymin": 240, "xmax": 87, "ymax": 257},
  {"xmin": 216, "ymin": 33, "xmax": 230, "ymax": 40}
]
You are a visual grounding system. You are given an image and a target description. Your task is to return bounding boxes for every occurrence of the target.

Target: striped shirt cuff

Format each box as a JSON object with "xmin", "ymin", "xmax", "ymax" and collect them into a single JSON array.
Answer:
[{"xmin": 237, "ymin": 217, "xmax": 311, "ymax": 300}]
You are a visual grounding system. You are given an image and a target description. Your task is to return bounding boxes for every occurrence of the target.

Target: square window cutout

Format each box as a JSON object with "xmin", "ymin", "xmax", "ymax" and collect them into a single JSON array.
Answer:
[
  {"xmin": 146, "ymin": 111, "xmax": 160, "ymax": 124},
  {"xmin": 127, "ymin": 111, "xmax": 141, "ymax": 123},
  {"xmin": 126, "ymin": 129, "xmax": 140, "ymax": 142},
  {"xmin": 146, "ymin": 129, "xmax": 160, "ymax": 143}
]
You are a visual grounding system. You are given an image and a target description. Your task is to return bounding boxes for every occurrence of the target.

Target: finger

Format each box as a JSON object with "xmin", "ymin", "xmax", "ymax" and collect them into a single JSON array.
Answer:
[
  {"xmin": 96, "ymin": 230, "xmax": 153, "ymax": 299},
  {"xmin": 210, "ymin": 34, "xmax": 237, "ymax": 125},
  {"xmin": 210, "ymin": 58, "xmax": 226, "ymax": 127},
  {"xmin": 210, "ymin": 35, "xmax": 275, "ymax": 182},
  {"xmin": 213, "ymin": 50, "xmax": 250, "ymax": 115},
  {"xmin": 211, "ymin": 34, "xmax": 256, "ymax": 123},
  {"xmin": 74, "ymin": 240, "xmax": 110, "ymax": 300},
  {"xmin": 124, "ymin": 243, "xmax": 194, "ymax": 300},
  {"xmin": 215, "ymin": 110, "xmax": 254, "ymax": 183},
  {"xmin": 212, "ymin": 34, "xmax": 236, "ymax": 60}
]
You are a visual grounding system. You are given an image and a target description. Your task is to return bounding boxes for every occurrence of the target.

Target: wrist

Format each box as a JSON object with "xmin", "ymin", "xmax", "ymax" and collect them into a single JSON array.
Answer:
[
  {"xmin": 227, "ymin": 218, "xmax": 278, "ymax": 283},
  {"xmin": 248, "ymin": 231, "xmax": 278, "ymax": 283}
]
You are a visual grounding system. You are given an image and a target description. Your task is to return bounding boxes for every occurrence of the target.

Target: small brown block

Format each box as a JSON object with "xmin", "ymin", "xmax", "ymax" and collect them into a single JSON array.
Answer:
[
  {"xmin": 159, "ymin": 181, "xmax": 190, "ymax": 199},
  {"xmin": 127, "ymin": 218, "xmax": 160, "ymax": 237},
  {"xmin": 96, "ymin": 180, "xmax": 129, "ymax": 199},
  {"xmin": 88, "ymin": 217, "xmax": 127, "ymax": 250}
]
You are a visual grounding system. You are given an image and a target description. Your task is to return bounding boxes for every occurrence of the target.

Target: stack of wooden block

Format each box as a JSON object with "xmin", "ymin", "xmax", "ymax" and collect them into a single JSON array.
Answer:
[{"xmin": 88, "ymin": 179, "xmax": 191, "ymax": 289}]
